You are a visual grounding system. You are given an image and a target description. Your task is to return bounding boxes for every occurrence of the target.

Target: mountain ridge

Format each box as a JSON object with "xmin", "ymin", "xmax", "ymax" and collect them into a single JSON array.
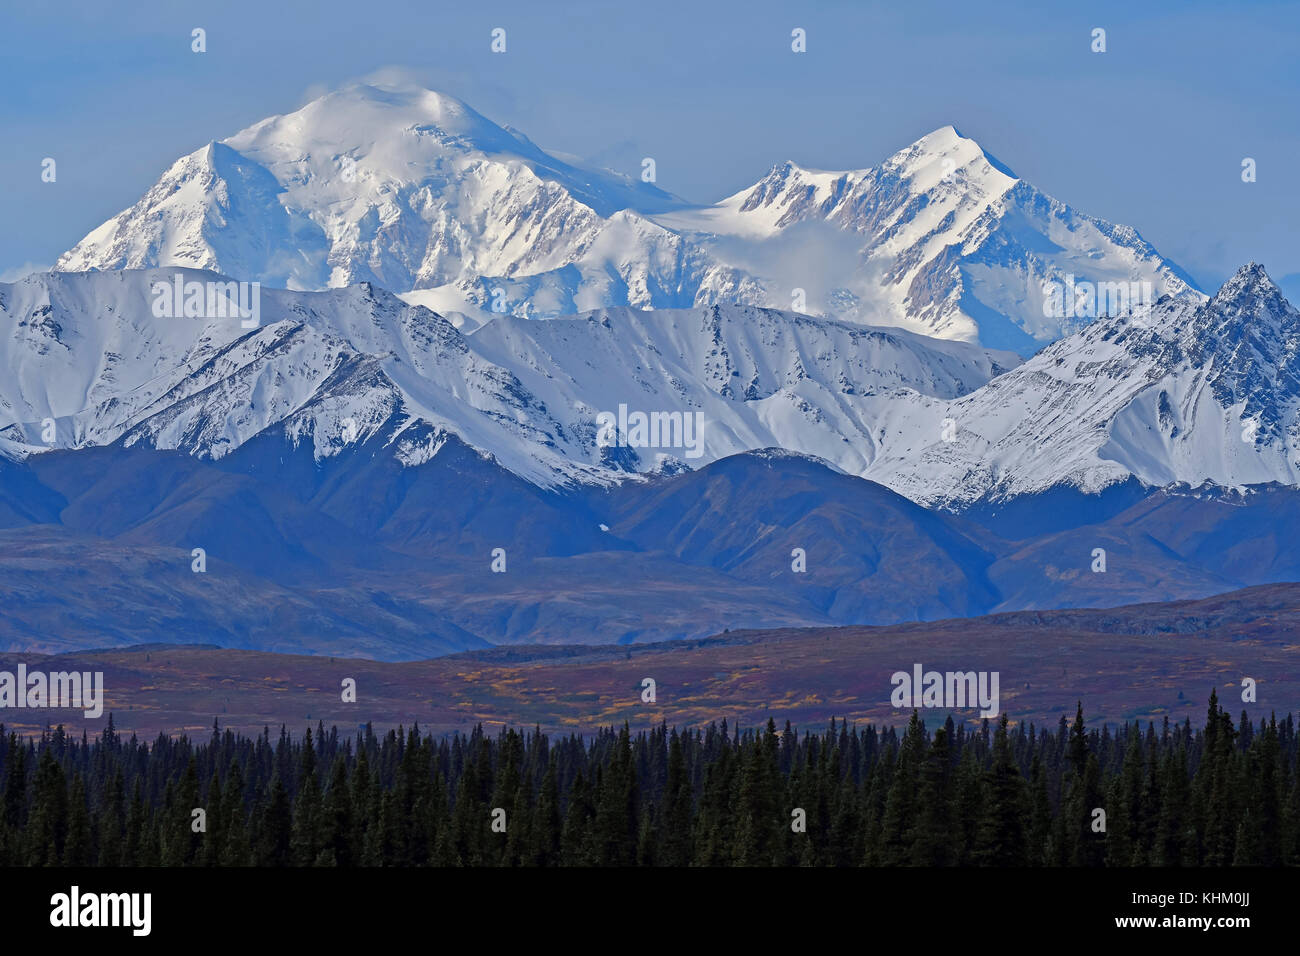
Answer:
[{"xmin": 1, "ymin": 263, "xmax": 1292, "ymax": 509}]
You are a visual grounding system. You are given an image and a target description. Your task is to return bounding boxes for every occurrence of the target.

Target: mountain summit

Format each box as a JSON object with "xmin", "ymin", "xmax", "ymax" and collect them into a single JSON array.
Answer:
[
  {"xmin": 56, "ymin": 82, "xmax": 685, "ymax": 296},
  {"xmin": 660, "ymin": 124, "xmax": 1198, "ymax": 353}
]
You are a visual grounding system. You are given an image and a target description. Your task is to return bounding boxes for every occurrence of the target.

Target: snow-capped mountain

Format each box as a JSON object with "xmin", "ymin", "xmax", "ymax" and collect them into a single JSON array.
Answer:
[
  {"xmin": 870, "ymin": 263, "xmax": 1300, "ymax": 508},
  {"xmin": 0, "ymin": 268, "xmax": 1017, "ymax": 489},
  {"xmin": 660, "ymin": 126, "xmax": 1198, "ymax": 354},
  {"xmin": 55, "ymin": 83, "xmax": 758, "ymax": 328},
  {"xmin": 56, "ymin": 82, "xmax": 1196, "ymax": 353}
]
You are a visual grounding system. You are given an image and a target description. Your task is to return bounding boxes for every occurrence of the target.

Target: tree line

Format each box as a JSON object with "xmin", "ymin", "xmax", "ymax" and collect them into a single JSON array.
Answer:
[{"xmin": 1, "ymin": 690, "xmax": 1296, "ymax": 866}]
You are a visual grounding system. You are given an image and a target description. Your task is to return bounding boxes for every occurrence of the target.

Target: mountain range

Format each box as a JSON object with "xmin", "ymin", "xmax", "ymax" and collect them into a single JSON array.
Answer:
[
  {"xmin": 1, "ymin": 262, "xmax": 1292, "ymax": 509},
  {"xmin": 2, "ymin": 81, "xmax": 1297, "ymax": 658}
]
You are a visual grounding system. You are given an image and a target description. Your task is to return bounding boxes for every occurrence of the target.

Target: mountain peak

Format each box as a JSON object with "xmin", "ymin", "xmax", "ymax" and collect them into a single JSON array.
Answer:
[
  {"xmin": 913, "ymin": 124, "xmax": 967, "ymax": 150},
  {"xmin": 895, "ymin": 125, "xmax": 1019, "ymax": 181},
  {"xmin": 225, "ymin": 81, "xmax": 530, "ymax": 165},
  {"xmin": 1208, "ymin": 261, "xmax": 1287, "ymax": 311},
  {"xmin": 1224, "ymin": 259, "xmax": 1272, "ymax": 286}
]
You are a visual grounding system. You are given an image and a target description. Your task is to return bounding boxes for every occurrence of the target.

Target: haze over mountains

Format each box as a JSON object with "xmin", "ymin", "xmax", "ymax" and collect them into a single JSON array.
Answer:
[{"xmin": 3, "ymin": 80, "xmax": 1298, "ymax": 658}]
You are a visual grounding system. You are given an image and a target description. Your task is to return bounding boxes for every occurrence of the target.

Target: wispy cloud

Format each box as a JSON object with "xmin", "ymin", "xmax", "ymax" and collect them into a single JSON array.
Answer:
[{"xmin": 0, "ymin": 262, "xmax": 50, "ymax": 283}]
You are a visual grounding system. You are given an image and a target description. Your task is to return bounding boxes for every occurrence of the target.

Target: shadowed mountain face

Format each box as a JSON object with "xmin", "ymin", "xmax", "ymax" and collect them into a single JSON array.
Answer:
[
  {"xmin": 583, "ymin": 449, "xmax": 1001, "ymax": 622},
  {"xmin": 1, "ymin": 441, "xmax": 1299, "ymax": 660}
]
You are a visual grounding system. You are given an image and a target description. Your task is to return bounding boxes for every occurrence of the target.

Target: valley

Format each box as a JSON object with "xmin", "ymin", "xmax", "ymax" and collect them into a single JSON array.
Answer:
[{"xmin": 3, "ymin": 581, "xmax": 1295, "ymax": 738}]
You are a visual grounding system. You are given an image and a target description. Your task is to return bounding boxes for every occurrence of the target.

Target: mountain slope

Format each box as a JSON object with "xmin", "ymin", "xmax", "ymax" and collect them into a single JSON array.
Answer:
[
  {"xmin": 0, "ymin": 446, "xmax": 999, "ymax": 654},
  {"xmin": 588, "ymin": 448, "xmax": 1001, "ymax": 622},
  {"xmin": 0, "ymin": 268, "xmax": 1017, "ymax": 490}
]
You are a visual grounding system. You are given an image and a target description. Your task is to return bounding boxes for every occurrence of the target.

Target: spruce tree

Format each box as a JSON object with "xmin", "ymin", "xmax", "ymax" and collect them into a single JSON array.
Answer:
[
  {"xmin": 974, "ymin": 715, "xmax": 1029, "ymax": 866},
  {"xmin": 528, "ymin": 757, "xmax": 562, "ymax": 867},
  {"xmin": 660, "ymin": 733, "xmax": 693, "ymax": 867},
  {"xmin": 878, "ymin": 711, "xmax": 925, "ymax": 865},
  {"xmin": 320, "ymin": 755, "xmax": 354, "ymax": 867},
  {"xmin": 256, "ymin": 773, "xmax": 292, "ymax": 866},
  {"xmin": 913, "ymin": 726, "xmax": 955, "ymax": 866},
  {"xmin": 219, "ymin": 760, "xmax": 250, "ymax": 866},
  {"xmin": 63, "ymin": 774, "xmax": 92, "ymax": 866},
  {"xmin": 291, "ymin": 730, "xmax": 324, "ymax": 865}
]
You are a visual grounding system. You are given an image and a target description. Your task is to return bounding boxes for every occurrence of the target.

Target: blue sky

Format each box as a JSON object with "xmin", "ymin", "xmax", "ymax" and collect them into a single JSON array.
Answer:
[{"xmin": 4, "ymin": 0, "xmax": 1299, "ymax": 294}]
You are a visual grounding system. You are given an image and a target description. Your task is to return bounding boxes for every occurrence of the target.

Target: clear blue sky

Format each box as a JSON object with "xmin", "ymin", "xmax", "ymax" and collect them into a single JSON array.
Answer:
[{"xmin": 4, "ymin": 0, "xmax": 1299, "ymax": 295}]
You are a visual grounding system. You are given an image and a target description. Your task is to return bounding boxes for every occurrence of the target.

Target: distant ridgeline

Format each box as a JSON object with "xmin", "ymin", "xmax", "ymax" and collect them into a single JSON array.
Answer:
[{"xmin": 0, "ymin": 691, "xmax": 1294, "ymax": 867}]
